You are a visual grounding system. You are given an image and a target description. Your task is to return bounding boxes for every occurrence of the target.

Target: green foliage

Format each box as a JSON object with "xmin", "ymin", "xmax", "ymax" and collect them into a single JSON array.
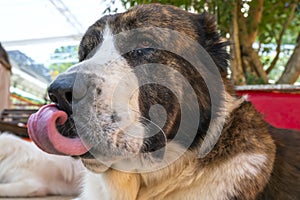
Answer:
[
  {"xmin": 258, "ymin": 1, "xmax": 300, "ymax": 45},
  {"xmin": 117, "ymin": 0, "xmax": 300, "ymax": 44},
  {"xmin": 245, "ymin": 73, "xmax": 266, "ymax": 85},
  {"xmin": 119, "ymin": 0, "xmax": 234, "ymax": 37}
]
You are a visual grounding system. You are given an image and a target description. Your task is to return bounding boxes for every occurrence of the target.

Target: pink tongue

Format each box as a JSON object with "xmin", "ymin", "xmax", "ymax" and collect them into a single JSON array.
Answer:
[{"xmin": 28, "ymin": 104, "xmax": 89, "ymax": 156}]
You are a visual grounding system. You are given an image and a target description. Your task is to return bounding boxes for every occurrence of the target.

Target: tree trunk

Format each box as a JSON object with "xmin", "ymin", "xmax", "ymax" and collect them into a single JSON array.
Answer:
[
  {"xmin": 237, "ymin": 2, "xmax": 254, "ymax": 79},
  {"xmin": 277, "ymin": 33, "xmax": 300, "ymax": 84},
  {"xmin": 230, "ymin": 2, "xmax": 245, "ymax": 85},
  {"xmin": 237, "ymin": 0, "xmax": 268, "ymax": 83},
  {"xmin": 247, "ymin": 0, "xmax": 264, "ymax": 44},
  {"xmin": 243, "ymin": 46, "xmax": 269, "ymax": 83}
]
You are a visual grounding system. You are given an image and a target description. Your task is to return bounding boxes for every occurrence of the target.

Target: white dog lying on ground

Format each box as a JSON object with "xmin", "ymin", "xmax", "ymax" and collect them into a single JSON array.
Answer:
[{"xmin": 0, "ymin": 133, "xmax": 84, "ymax": 197}]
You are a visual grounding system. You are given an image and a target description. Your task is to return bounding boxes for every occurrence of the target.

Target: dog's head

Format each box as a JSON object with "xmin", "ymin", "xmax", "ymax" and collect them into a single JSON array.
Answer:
[{"xmin": 29, "ymin": 4, "xmax": 232, "ymax": 173}]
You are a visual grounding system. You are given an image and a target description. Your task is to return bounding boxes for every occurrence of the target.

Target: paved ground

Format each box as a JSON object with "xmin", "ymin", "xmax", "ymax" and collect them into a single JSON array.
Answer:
[{"xmin": 0, "ymin": 196, "xmax": 76, "ymax": 200}]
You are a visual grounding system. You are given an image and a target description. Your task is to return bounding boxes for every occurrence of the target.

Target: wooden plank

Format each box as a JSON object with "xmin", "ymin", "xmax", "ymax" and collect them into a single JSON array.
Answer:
[
  {"xmin": 0, "ymin": 121, "xmax": 29, "ymax": 137},
  {"xmin": 0, "ymin": 109, "xmax": 38, "ymax": 137}
]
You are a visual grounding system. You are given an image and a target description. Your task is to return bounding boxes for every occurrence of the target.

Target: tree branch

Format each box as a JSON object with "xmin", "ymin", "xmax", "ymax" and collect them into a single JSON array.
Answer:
[
  {"xmin": 277, "ymin": 32, "xmax": 300, "ymax": 84},
  {"xmin": 266, "ymin": 2, "xmax": 297, "ymax": 74}
]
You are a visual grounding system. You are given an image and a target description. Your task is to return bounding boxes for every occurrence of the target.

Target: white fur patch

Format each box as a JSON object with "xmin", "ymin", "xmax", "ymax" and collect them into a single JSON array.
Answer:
[
  {"xmin": 0, "ymin": 133, "xmax": 83, "ymax": 197},
  {"xmin": 87, "ymin": 25, "xmax": 142, "ymax": 131},
  {"xmin": 195, "ymin": 153, "xmax": 267, "ymax": 199},
  {"xmin": 75, "ymin": 171, "xmax": 108, "ymax": 200}
]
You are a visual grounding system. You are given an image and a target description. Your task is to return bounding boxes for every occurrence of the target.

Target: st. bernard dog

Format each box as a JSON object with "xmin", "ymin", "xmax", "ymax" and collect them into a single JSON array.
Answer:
[{"xmin": 28, "ymin": 3, "xmax": 299, "ymax": 200}]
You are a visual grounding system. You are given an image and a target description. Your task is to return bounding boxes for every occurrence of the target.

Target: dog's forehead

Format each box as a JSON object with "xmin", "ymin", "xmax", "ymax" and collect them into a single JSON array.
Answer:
[
  {"xmin": 110, "ymin": 4, "xmax": 196, "ymax": 33},
  {"xmin": 79, "ymin": 4, "xmax": 199, "ymax": 61}
]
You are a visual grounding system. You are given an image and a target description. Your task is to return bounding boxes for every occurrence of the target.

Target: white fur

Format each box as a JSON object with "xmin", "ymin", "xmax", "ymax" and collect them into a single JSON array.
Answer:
[
  {"xmin": 178, "ymin": 153, "xmax": 267, "ymax": 200},
  {"xmin": 0, "ymin": 133, "xmax": 84, "ymax": 197},
  {"xmin": 73, "ymin": 172, "xmax": 107, "ymax": 200},
  {"xmin": 90, "ymin": 25, "xmax": 143, "ymax": 134}
]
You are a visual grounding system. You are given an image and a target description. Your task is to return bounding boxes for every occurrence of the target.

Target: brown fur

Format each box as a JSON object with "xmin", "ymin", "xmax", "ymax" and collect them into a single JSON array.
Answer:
[{"xmin": 258, "ymin": 127, "xmax": 300, "ymax": 199}]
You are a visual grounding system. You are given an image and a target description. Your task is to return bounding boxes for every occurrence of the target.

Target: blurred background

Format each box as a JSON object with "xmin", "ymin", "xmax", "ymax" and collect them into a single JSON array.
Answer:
[
  {"xmin": 0, "ymin": 0, "xmax": 124, "ymax": 109},
  {"xmin": 0, "ymin": 0, "xmax": 299, "ymax": 109}
]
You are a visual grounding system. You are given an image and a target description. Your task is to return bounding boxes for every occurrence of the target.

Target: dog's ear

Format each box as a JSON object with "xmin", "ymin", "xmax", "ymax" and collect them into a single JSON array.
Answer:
[
  {"xmin": 78, "ymin": 28, "xmax": 103, "ymax": 62},
  {"xmin": 78, "ymin": 16, "xmax": 110, "ymax": 62},
  {"xmin": 192, "ymin": 13, "xmax": 230, "ymax": 76}
]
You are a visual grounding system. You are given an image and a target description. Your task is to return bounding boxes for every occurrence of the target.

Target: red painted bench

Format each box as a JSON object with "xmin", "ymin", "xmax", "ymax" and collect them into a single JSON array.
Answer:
[{"xmin": 236, "ymin": 85, "xmax": 300, "ymax": 131}]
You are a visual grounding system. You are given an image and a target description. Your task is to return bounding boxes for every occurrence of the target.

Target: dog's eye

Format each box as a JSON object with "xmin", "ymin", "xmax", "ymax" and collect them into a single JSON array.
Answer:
[
  {"xmin": 137, "ymin": 40, "xmax": 152, "ymax": 49},
  {"xmin": 137, "ymin": 39, "xmax": 153, "ymax": 49}
]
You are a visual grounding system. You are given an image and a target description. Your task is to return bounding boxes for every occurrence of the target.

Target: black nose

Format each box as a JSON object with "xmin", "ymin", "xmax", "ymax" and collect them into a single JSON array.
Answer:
[{"xmin": 48, "ymin": 73, "xmax": 75, "ymax": 115}]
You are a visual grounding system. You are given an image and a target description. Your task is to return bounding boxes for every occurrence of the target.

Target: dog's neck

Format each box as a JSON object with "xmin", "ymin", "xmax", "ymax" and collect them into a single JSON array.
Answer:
[
  {"xmin": 99, "ymin": 146, "xmax": 199, "ymax": 200},
  {"xmin": 101, "ymin": 170, "xmax": 141, "ymax": 200}
]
